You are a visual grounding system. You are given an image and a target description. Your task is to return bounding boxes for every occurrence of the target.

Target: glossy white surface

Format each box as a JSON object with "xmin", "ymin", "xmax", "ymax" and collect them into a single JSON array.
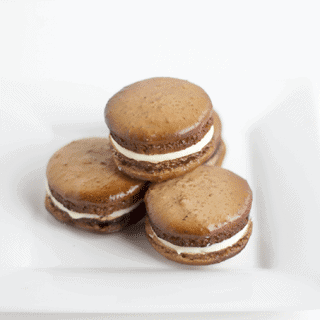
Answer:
[
  {"xmin": 1, "ymin": 77, "xmax": 319, "ymax": 313},
  {"xmin": 0, "ymin": 311, "xmax": 320, "ymax": 320},
  {"xmin": 1, "ymin": 1, "xmax": 320, "ymax": 315}
]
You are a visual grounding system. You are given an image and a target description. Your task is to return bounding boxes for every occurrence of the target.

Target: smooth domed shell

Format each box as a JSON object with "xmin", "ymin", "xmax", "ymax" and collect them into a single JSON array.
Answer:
[
  {"xmin": 105, "ymin": 77, "xmax": 213, "ymax": 143},
  {"xmin": 46, "ymin": 138, "xmax": 146, "ymax": 205},
  {"xmin": 145, "ymin": 166, "xmax": 252, "ymax": 238}
]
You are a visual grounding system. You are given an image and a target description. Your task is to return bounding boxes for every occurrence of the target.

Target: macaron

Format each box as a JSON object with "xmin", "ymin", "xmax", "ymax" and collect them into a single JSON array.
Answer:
[
  {"xmin": 104, "ymin": 77, "xmax": 222, "ymax": 182},
  {"xmin": 145, "ymin": 166, "xmax": 253, "ymax": 265},
  {"xmin": 45, "ymin": 137, "xmax": 148, "ymax": 233},
  {"xmin": 205, "ymin": 139, "xmax": 226, "ymax": 167}
]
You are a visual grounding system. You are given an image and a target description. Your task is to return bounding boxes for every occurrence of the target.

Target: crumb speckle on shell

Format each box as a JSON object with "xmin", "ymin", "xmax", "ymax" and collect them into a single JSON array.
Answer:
[{"xmin": 145, "ymin": 166, "xmax": 252, "ymax": 247}]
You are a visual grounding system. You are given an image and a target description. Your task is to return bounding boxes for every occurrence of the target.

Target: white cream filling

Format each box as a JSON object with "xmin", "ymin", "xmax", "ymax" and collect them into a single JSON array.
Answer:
[
  {"xmin": 110, "ymin": 125, "xmax": 214, "ymax": 163},
  {"xmin": 45, "ymin": 181, "xmax": 142, "ymax": 221},
  {"xmin": 149, "ymin": 221, "xmax": 250, "ymax": 255}
]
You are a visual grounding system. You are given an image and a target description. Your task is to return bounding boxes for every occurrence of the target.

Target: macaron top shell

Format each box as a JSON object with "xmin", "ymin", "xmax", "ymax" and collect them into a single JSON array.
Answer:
[
  {"xmin": 145, "ymin": 166, "xmax": 252, "ymax": 239},
  {"xmin": 105, "ymin": 77, "xmax": 213, "ymax": 143},
  {"xmin": 46, "ymin": 138, "xmax": 145, "ymax": 205}
]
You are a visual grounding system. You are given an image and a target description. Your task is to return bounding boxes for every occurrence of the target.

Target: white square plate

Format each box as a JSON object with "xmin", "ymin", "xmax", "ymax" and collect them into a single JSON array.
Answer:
[{"xmin": 1, "ymin": 79, "xmax": 320, "ymax": 312}]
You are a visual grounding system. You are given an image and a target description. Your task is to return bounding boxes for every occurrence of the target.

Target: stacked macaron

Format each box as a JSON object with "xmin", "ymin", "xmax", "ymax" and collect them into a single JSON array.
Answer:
[
  {"xmin": 45, "ymin": 77, "xmax": 252, "ymax": 266},
  {"xmin": 105, "ymin": 77, "xmax": 224, "ymax": 181},
  {"xmin": 45, "ymin": 138, "xmax": 148, "ymax": 233},
  {"xmin": 144, "ymin": 166, "xmax": 252, "ymax": 265}
]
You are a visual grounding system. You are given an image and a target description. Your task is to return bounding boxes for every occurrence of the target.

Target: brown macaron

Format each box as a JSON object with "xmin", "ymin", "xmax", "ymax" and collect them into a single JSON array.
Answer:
[
  {"xmin": 45, "ymin": 137, "xmax": 148, "ymax": 233},
  {"xmin": 205, "ymin": 139, "xmax": 226, "ymax": 167},
  {"xmin": 104, "ymin": 77, "xmax": 222, "ymax": 182},
  {"xmin": 145, "ymin": 166, "xmax": 253, "ymax": 265}
]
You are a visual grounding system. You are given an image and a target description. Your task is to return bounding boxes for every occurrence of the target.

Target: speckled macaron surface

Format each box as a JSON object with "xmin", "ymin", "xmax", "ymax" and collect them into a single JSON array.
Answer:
[
  {"xmin": 205, "ymin": 140, "xmax": 226, "ymax": 167},
  {"xmin": 145, "ymin": 166, "xmax": 253, "ymax": 265},
  {"xmin": 45, "ymin": 137, "xmax": 148, "ymax": 233},
  {"xmin": 105, "ymin": 77, "xmax": 222, "ymax": 182}
]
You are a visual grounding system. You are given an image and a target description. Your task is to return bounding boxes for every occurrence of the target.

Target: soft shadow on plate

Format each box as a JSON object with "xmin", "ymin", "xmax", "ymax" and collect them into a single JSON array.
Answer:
[
  {"xmin": 119, "ymin": 219, "xmax": 190, "ymax": 268},
  {"xmin": 248, "ymin": 78, "xmax": 320, "ymax": 280},
  {"xmin": 13, "ymin": 145, "xmax": 50, "ymax": 224},
  {"xmin": 119, "ymin": 216, "xmax": 237, "ymax": 270},
  {"xmin": 15, "ymin": 122, "xmax": 110, "ymax": 225}
]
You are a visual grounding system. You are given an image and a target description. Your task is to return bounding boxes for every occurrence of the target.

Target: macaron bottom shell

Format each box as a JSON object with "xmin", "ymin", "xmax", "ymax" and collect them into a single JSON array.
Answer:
[
  {"xmin": 145, "ymin": 217, "xmax": 253, "ymax": 266},
  {"xmin": 112, "ymin": 137, "xmax": 218, "ymax": 182},
  {"xmin": 205, "ymin": 140, "xmax": 226, "ymax": 167},
  {"xmin": 45, "ymin": 194, "xmax": 146, "ymax": 233}
]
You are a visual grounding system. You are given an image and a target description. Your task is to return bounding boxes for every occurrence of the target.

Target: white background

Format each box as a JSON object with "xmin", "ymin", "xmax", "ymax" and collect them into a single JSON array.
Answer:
[{"xmin": 1, "ymin": 0, "xmax": 320, "ymax": 319}]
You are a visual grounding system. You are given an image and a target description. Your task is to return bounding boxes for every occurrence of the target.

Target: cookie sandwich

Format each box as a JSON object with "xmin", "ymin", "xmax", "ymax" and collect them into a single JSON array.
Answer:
[
  {"xmin": 45, "ymin": 138, "xmax": 148, "ymax": 233},
  {"xmin": 205, "ymin": 139, "xmax": 226, "ymax": 167},
  {"xmin": 145, "ymin": 166, "xmax": 253, "ymax": 265},
  {"xmin": 105, "ymin": 77, "xmax": 223, "ymax": 182}
]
